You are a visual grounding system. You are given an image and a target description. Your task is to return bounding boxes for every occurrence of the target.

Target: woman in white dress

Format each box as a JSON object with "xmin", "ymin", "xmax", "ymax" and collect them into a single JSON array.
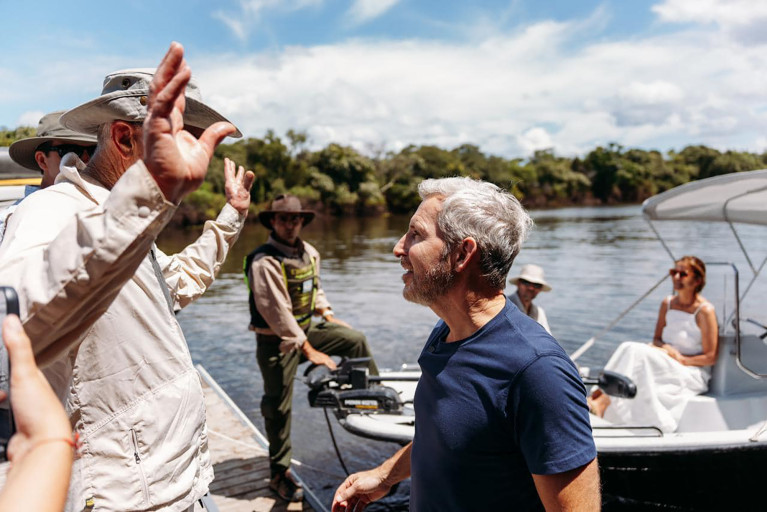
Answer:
[{"xmin": 588, "ymin": 255, "xmax": 719, "ymax": 432}]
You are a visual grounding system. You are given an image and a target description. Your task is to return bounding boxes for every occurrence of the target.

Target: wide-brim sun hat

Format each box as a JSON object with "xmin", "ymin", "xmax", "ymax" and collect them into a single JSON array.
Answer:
[
  {"xmin": 60, "ymin": 68, "xmax": 242, "ymax": 138},
  {"xmin": 508, "ymin": 264, "xmax": 552, "ymax": 292},
  {"xmin": 9, "ymin": 111, "xmax": 98, "ymax": 171},
  {"xmin": 258, "ymin": 194, "xmax": 315, "ymax": 230}
]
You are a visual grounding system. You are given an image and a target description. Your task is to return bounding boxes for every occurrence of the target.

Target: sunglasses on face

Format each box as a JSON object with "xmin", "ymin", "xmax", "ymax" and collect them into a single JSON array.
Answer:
[
  {"xmin": 39, "ymin": 143, "xmax": 97, "ymax": 159},
  {"xmin": 518, "ymin": 279, "xmax": 543, "ymax": 290},
  {"xmin": 274, "ymin": 214, "xmax": 303, "ymax": 224},
  {"xmin": 669, "ymin": 269, "xmax": 690, "ymax": 278}
]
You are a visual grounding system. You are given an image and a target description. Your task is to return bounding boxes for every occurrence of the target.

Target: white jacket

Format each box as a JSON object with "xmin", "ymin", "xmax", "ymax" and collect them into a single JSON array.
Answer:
[{"xmin": 0, "ymin": 156, "xmax": 245, "ymax": 511}]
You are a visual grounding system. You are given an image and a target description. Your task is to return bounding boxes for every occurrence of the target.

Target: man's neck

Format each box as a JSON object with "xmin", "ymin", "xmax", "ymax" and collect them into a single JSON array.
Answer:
[
  {"xmin": 80, "ymin": 152, "xmax": 128, "ymax": 190},
  {"xmin": 271, "ymin": 232, "xmax": 301, "ymax": 248},
  {"xmin": 431, "ymin": 285, "xmax": 507, "ymax": 343}
]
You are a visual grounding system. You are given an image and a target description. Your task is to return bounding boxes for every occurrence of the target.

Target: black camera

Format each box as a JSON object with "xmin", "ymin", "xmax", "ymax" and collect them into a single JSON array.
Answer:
[{"xmin": 0, "ymin": 286, "xmax": 20, "ymax": 462}]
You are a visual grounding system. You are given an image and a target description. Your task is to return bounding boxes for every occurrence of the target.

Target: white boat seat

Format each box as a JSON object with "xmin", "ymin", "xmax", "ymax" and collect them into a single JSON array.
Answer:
[
  {"xmin": 677, "ymin": 393, "xmax": 767, "ymax": 432},
  {"xmin": 706, "ymin": 334, "xmax": 767, "ymax": 396}
]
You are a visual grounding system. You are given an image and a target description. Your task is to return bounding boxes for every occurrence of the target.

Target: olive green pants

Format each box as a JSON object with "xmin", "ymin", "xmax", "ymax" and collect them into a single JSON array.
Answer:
[{"xmin": 256, "ymin": 322, "xmax": 379, "ymax": 477}]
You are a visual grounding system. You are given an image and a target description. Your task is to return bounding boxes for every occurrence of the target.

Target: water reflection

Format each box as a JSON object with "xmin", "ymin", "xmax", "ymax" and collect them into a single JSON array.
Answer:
[{"xmin": 157, "ymin": 205, "xmax": 767, "ymax": 510}]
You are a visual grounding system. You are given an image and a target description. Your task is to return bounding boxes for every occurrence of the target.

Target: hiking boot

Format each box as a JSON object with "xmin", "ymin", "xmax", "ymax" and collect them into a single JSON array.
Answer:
[{"xmin": 269, "ymin": 469, "xmax": 304, "ymax": 502}]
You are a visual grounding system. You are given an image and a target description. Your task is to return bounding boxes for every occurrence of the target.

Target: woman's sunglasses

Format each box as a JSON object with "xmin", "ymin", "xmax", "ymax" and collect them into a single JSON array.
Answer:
[
  {"xmin": 39, "ymin": 143, "xmax": 97, "ymax": 159},
  {"xmin": 669, "ymin": 269, "xmax": 689, "ymax": 278}
]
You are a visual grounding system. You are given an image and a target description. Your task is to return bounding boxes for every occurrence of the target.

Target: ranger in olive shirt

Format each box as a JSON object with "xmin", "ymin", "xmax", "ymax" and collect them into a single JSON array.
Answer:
[{"xmin": 245, "ymin": 194, "xmax": 378, "ymax": 502}]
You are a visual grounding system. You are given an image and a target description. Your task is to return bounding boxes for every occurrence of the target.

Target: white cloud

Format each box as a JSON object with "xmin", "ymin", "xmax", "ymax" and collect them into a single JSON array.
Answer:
[
  {"xmin": 213, "ymin": 0, "xmax": 324, "ymax": 42},
  {"xmin": 347, "ymin": 0, "xmax": 401, "ymax": 26},
  {"xmin": 518, "ymin": 128, "xmax": 553, "ymax": 154},
  {"xmin": 212, "ymin": 11, "xmax": 248, "ymax": 42},
  {"xmin": 618, "ymin": 81, "xmax": 684, "ymax": 106},
  {"xmin": 191, "ymin": 11, "xmax": 767, "ymax": 158},
  {"xmin": 16, "ymin": 111, "xmax": 45, "ymax": 128},
  {"xmin": 653, "ymin": 0, "xmax": 767, "ymax": 44},
  {"xmin": 4, "ymin": 4, "xmax": 767, "ymax": 160}
]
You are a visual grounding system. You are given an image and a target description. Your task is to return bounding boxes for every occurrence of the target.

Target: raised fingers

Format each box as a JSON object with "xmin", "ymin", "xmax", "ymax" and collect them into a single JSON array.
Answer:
[
  {"xmin": 242, "ymin": 168, "xmax": 255, "ymax": 192},
  {"xmin": 3, "ymin": 315, "xmax": 36, "ymax": 381},
  {"xmin": 224, "ymin": 157, "xmax": 235, "ymax": 182},
  {"xmin": 149, "ymin": 43, "xmax": 191, "ymax": 120}
]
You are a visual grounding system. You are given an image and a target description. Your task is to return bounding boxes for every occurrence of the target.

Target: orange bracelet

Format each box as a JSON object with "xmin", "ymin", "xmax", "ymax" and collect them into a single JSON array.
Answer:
[{"xmin": 31, "ymin": 432, "xmax": 80, "ymax": 451}]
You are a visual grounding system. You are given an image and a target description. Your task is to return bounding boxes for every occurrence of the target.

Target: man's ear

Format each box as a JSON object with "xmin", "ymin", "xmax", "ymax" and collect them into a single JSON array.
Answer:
[
  {"xmin": 111, "ymin": 121, "xmax": 138, "ymax": 158},
  {"xmin": 34, "ymin": 151, "xmax": 49, "ymax": 172},
  {"xmin": 453, "ymin": 238, "xmax": 478, "ymax": 273}
]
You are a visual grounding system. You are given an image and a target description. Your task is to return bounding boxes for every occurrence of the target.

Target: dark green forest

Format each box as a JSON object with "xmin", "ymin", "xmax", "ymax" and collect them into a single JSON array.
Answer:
[
  {"xmin": 3, "ymin": 125, "xmax": 766, "ymax": 224},
  {"xmin": 203, "ymin": 130, "xmax": 767, "ymax": 221}
]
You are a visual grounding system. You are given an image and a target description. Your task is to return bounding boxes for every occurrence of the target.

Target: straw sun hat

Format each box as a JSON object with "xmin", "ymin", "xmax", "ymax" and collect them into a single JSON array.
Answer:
[{"xmin": 508, "ymin": 264, "xmax": 552, "ymax": 292}]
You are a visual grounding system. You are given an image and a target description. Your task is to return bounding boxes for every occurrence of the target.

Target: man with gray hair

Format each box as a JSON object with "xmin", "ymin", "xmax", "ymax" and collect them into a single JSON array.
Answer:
[
  {"xmin": 333, "ymin": 177, "xmax": 599, "ymax": 511},
  {"xmin": 0, "ymin": 43, "xmax": 253, "ymax": 511}
]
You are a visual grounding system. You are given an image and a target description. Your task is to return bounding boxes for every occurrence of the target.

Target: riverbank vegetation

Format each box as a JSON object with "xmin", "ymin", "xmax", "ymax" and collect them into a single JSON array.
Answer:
[
  {"xmin": 202, "ymin": 130, "xmax": 767, "ymax": 225},
  {"xmin": 3, "ymin": 126, "xmax": 766, "ymax": 225}
]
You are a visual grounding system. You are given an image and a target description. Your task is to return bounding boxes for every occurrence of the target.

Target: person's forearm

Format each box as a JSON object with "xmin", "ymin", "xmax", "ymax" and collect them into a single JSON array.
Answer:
[
  {"xmin": 160, "ymin": 203, "xmax": 245, "ymax": 309},
  {"xmin": 0, "ymin": 443, "xmax": 72, "ymax": 512},
  {"xmin": 679, "ymin": 352, "xmax": 716, "ymax": 367},
  {"xmin": 378, "ymin": 443, "xmax": 412, "ymax": 485}
]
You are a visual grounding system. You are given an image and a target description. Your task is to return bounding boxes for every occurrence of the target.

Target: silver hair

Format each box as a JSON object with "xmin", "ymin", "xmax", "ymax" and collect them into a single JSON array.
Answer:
[{"xmin": 418, "ymin": 177, "xmax": 533, "ymax": 290}]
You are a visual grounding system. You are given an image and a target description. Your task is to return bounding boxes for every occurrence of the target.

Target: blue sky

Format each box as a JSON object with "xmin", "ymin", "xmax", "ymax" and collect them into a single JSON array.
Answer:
[{"xmin": 1, "ymin": 0, "xmax": 766, "ymax": 158}]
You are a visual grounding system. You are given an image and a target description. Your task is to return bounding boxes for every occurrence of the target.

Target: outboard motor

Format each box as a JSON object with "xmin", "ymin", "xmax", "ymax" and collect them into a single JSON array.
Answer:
[{"xmin": 305, "ymin": 358, "xmax": 403, "ymax": 414}]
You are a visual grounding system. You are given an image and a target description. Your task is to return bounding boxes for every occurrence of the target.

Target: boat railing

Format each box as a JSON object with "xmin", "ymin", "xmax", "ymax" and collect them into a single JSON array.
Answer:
[{"xmin": 592, "ymin": 425, "xmax": 664, "ymax": 438}]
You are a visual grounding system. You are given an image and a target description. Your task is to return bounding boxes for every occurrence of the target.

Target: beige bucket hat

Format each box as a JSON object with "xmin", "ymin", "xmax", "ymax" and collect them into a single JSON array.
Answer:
[
  {"xmin": 258, "ymin": 194, "xmax": 315, "ymax": 230},
  {"xmin": 60, "ymin": 68, "xmax": 242, "ymax": 138},
  {"xmin": 9, "ymin": 111, "xmax": 98, "ymax": 171},
  {"xmin": 509, "ymin": 264, "xmax": 552, "ymax": 292}
]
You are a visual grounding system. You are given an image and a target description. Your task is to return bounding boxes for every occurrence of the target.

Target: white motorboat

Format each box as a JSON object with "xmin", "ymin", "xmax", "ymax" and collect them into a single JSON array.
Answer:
[{"xmin": 306, "ymin": 169, "xmax": 767, "ymax": 510}]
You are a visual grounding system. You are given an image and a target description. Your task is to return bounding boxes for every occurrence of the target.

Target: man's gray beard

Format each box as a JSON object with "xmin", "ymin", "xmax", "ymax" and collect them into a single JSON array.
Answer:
[{"xmin": 403, "ymin": 260, "xmax": 455, "ymax": 306}]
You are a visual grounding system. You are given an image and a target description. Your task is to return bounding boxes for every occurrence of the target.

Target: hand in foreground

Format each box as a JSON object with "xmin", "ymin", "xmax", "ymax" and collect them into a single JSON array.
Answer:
[
  {"xmin": 2, "ymin": 315, "xmax": 72, "ymax": 465},
  {"xmin": 0, "ymin": 315, "xmax": 73, "ymax": 512},
  {"xmin": 301, "ymin": 343, "xmax": 337, "ymax": 370},
  {"xmin": 224, "ymin": 157, "xmax": 255, "ymax": 215},
  {"xmin": 332, "ymin": 468, "xmax": 392, "ymax": 512},
  {"xmin": 143, "ymin": 42, "xmax": 236, "ymax": 204}
]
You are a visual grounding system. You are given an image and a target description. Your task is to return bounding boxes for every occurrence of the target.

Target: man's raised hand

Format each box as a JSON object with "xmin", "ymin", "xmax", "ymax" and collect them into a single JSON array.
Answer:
[
  {"xmin": 224, "ymin": 158, "xmax": 255, "ymax": 216},
  {"xmin": 143, "ymin": 42, "xmax": 236, "ymax": 204}
]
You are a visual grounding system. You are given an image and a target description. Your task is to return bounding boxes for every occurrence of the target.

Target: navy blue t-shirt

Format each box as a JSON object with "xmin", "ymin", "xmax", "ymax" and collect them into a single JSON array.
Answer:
[{"xmin": 410, "ymin": 300, "xmax": 596, "ymax": 511}]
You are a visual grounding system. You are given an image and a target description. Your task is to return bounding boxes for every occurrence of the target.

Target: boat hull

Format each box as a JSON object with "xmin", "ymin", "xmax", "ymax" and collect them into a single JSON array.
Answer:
[{"xmin": 599, "ymin": 443, "xmax": 767, "ymax": 511}]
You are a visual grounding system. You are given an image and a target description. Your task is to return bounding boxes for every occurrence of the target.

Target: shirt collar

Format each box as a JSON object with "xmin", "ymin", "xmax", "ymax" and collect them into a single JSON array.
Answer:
[{"xmin": 57, "ymin": 153, "xmax": 110, "ymax": 205}]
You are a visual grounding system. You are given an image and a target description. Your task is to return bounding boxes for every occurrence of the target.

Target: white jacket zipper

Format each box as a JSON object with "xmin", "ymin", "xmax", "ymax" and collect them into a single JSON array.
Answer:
[{"xmin": 130, "ymin": 428, "xmax": 150, "ymax": 505}]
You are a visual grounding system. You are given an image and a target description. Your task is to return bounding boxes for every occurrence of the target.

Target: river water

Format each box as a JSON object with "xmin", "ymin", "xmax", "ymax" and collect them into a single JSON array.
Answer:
[{"xmin": 158, "ymin": 204, "xmax": 767, "ymax": 510}]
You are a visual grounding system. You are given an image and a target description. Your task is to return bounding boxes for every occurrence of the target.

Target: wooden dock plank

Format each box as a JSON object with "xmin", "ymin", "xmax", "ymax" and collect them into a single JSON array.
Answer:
[{"xmin": 201, "ymin": 375, "xmax": 317, "ymax": 512}]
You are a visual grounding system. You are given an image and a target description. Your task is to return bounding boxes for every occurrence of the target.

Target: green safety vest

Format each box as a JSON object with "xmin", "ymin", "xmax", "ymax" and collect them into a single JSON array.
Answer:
[{"xmin": 244, "ymin": 243, "xmax": 318, "ymax": 331}]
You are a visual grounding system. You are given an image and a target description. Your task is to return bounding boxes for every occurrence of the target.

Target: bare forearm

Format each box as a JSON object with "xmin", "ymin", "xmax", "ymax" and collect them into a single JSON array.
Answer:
[
  {"xmin": 380, "ymin": 443, "xmax": 412, "ymax": 485},
  {"xmin": 533, "ymin": 458, "xmax": 601, "ymax": 512},
  {"xmin": 0, "ymin": 444, "xmax": 72, "ymax": 511},
  {"xmin": 679, "ymin": 353, "xmax": 716, "ymax": 367}
]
